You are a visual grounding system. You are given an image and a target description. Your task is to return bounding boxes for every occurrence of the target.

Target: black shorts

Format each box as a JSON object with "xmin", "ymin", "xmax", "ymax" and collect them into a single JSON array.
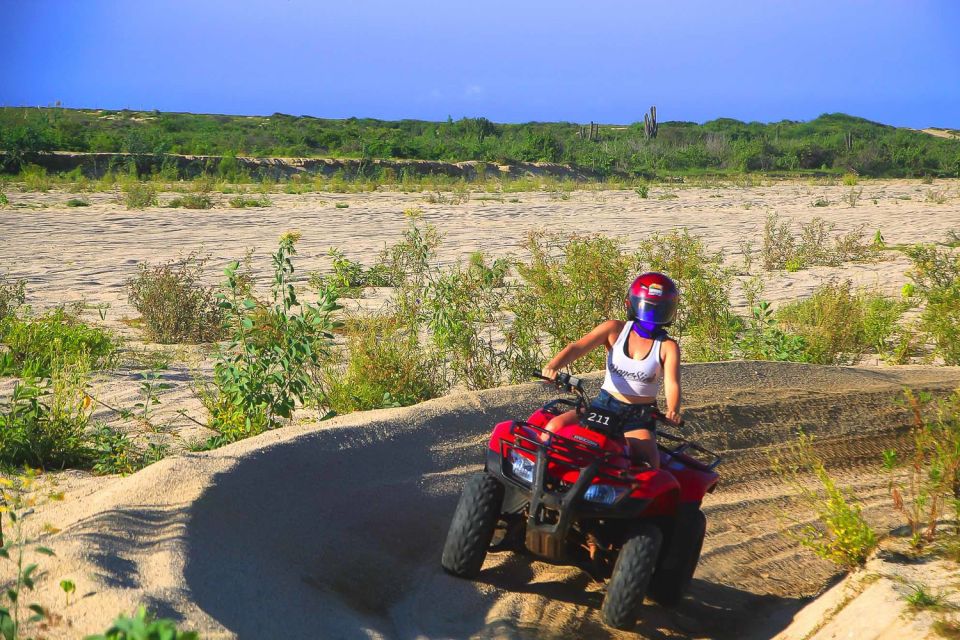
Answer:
[{"xmin": 589, "ymin": 389, "xmax": 657, "ymax": 433}]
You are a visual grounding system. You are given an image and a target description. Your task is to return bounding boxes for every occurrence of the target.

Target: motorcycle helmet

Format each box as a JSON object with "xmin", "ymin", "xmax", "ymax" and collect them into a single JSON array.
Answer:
[{"xmin": 626, "ymin": 272, "xmax": 679, "ymax": 326}]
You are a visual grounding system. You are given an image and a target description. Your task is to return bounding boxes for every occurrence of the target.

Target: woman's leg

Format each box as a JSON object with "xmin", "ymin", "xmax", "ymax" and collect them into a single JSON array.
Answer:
[
  {"xmin": 624, "ymin": 428, "xmax": 659, "ymax": 469},
  {"xmin": 544, "ymin": 409, "xmax": 580, "ymax": 435}
]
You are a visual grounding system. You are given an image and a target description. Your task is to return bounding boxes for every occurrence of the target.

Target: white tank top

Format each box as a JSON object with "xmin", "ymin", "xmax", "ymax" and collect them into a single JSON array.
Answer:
[{"xmin": 601, "ymin": 321, "xmax": 663, "ymax": 398}]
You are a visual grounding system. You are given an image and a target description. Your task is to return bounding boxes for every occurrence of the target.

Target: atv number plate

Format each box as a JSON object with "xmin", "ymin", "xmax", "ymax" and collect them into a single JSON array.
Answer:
[{"xmin": 584, "ymin": 406, "xmax": 621, "ymax": 432}]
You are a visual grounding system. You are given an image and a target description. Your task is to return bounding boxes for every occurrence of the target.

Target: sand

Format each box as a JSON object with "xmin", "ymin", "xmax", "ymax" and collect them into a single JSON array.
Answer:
[{"xmin": 1, "ymin": 180, "xmax": 960, "ymax": 637}]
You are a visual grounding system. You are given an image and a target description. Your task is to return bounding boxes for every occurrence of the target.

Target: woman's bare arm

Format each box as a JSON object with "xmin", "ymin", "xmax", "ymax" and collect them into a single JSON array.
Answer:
[
  {"xmin": 541, "ymin": 320, "xmax": 620, "ymax": 379},
  {"xmin": 661, "ymin": 339, "xmax": 682, "ymax": 424}
]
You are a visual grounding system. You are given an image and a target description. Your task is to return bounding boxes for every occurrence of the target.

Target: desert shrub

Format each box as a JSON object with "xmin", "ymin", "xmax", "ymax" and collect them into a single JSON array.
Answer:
[
  {"xmin": 841, "ymin": 172, "xmax": 859, "ymax": 186},
  {"xmin": 884, "ymin": 390, "xmax": 960, "ymax": 548},
  {"xmin": 505, "ymin": 231, "xmax": 640, "ymax": 378},
  {"xmin": 422, "ymin": 252, "xmax": 510, "ymax": 389},
  {"xmin": 776, "ymin": 280, "xmax": 904, "ymax": 365},
  {"xmin": 206, "ymin": 233, "xmax": 341, "ymax": 443},
  {"xmin": 319, "ymin": 314, "xmax": 444, "ymax": 414},
  {"xmin": 772, "ymin": 431, "xmax": 878, "ymax": 569},
  {"xmin": 0, "ymin": 352, "xmax": 94, "ymax": 469},
  {"xmin": 122, "ymin": 181, "xmax": 158, "ymax": 209},
  {"xmin": 761, "ymin": 212, "xmax": 877, "ymax": 270},
  {"xmin": 0, "ymin": 185, "xmax": 8, "ymax": 206},
  {"xmin": 65, "ymin": 197, "xmax": 90, "ymax": 207},
  {"xmin": 18, "ymin": 164, "xmax": 50, "ymax": 192},
  {"xmin": 811, "ymin": 197, "xmax": 830, "ymax": 207},
  {"xmin": 87, "ymin": 606, "xmax": 199, "ymax": 640},
  {"xmin": 375, "ymin": 209, "xmax": 441, "ymax": 289},
  {"xmin": 126, "ymin": 253, "xmax": 225, "ymax": 343},
  {"xmin": 0, "ymin": 308, "xmax": 119, "ymax": 377},
  {"xmin": 309, "ymin": 248, "xmax": 392, "ymax": 297},
  {"xmin": 89, "ymin": 424, "xmax": 143, "ymax": 476},
  {"xmin": 925, "ymin": 189, "xmax": 947, "ymax": 204},
  {"xmin": 334, "ymin": 202, "xmax": 349, "ymax": 208},
  {"xmin": 166, "ymin": 193, "xmax": 213, "ymax": 209},
  {"xmin": 635, "ymin": 184, "xmax": 649, "ymax": 198},
  {"xmin": 0, "ymin": 272, "xmax": 26, "ymax": 319},
  {"xmin": 903, "ymin": 244, "xmax": 960, "ymax": 364},
  {"xmin": 843, "ymin": 187, "xmax": 862, "ymax": 207},
  {"xmin": 637, "ymin": 228, "xmax": 736, "ymax": 360},
  {"xmin": 228, "ymin": 193, "xmax": 271, "ymax": 208},
  {"xmin": 738, "ymin": 301, "xmax": 809, "ymax": 362}
]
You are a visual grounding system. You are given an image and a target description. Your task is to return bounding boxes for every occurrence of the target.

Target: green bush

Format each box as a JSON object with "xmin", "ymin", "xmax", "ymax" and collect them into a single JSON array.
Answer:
[
  {"xmin": 166, "ymin": 193, "xmax": 214, "ymax": 209},
  {"xmin": 0, "ymin": 272, "xmax": 26, "ymax": 319},
  {"xmin": 309, "ymin": 248, "xmax": 392, "ymax": 297},
  {"xmin": 738, "ymin": 301, "xmax": 809, "ymax": 362},
  {"xmin": 126, "ymin": 253, "xmax": 225, "ymax": 343},
  {"xmin": 86, "ymin": 606, "xmax": 199, "ymax": 640},
  {"xmin": 422, "ymin": 253, "xmax": 510, "ymax": 389},
  {"xmin": 761, "ymin": 212, "xmax": 878, "ymax": 271},
  {"xmin": 776, "ymin": 281, "xmax": 905, "ymax": 365},
  {"xmin": 18, "ymin": 164, "xmax": 50, "ymax": 192},
  {"xmin": 228, "ymin": 194, "xmax": 271, "ymax": 208},
  {"xmin": 0, "ymin": 308, "xmax": 119, "ymax": 377},
  {"xmin": 207, "ymin": 233, "xmax": 341, "ymax": 443},
  {"xmin": 319, "ymin": 314, "xmax": 444, "ymax": 414},
  {"xmin": 637, "ymin": 228, "xmax": 736, "ymax": 361},
  {"xmin": 0, "ymin": 353, "xmax": 93, "ymax": 469},
  {"xmin": 123, "ymin": 182, "xmax": 158, "ymax": 209},
  {"xmin": 903, "ymin": 244, "xmax": 960, "ymax": 364},
  {"xmin": 65, "ymin": 197, "xmax": 90, "ymax": 207},
  {"xmin": 772, "ymin": 431, "xmax": 878, "ymax": 569},
  {"xmin": 506, "ymin": 231, "xmax": 640, "ymax": 378}
]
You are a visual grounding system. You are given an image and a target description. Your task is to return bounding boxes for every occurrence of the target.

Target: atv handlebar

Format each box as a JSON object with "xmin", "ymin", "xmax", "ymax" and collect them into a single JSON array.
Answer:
[{"xmin": 534, "ymin": 371, "xmax": 684, "ymax": 428}]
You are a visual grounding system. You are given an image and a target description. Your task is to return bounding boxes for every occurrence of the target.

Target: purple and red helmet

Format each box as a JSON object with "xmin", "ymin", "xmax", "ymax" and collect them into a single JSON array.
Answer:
[{"xmin": 626, "ymin": 272, "xmax": 679, "ymax": 326}]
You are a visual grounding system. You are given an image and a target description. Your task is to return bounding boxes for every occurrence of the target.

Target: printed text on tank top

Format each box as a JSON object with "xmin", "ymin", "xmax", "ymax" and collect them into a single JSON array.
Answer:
[{"xmin": 600, "ymin": 321, "xmax": 663, "ymax": 398}]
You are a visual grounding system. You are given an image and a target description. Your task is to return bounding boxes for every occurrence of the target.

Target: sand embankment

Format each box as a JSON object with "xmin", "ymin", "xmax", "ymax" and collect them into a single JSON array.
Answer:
[{"xmin": 20, "ymin": 362, "xmax": 960, "ymax": 639}]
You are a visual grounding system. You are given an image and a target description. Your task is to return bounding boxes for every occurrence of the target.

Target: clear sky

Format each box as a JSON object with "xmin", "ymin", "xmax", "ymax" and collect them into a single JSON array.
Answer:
[{"xmin": 2, "ymin": 0, "xmax": 958, "ymax": 127}]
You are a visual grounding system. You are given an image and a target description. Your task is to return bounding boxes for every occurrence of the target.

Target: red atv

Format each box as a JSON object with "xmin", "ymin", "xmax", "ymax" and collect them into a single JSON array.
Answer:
[{"xmin": 441, "ymin": 372, "xmax": 721, "ymax": 630}]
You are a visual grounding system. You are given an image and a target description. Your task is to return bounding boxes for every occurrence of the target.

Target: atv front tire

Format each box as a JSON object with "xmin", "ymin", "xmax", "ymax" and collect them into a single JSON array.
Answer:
[
  {"xmin": 601, "ymin": 524, "xmax": 663, "ymax": 630},
  {"xmin": 441, "ymin": 473, "xmax": 504, "ymax": 579},
  {"xmin": 649, "ymin": 506, "xmax": 706, "ymax": 607}
]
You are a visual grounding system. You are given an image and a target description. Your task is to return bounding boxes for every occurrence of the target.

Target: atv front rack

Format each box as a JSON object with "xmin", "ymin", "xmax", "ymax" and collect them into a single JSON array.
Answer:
[{"xmin": 656, "ymin": 429, "xmax": 722, "ymax": 471}]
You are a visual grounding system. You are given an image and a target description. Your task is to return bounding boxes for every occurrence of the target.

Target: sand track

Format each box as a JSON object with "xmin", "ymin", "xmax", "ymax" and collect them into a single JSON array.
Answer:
[{"xmin": 23, "ymin": 363, "xmax": 960, "ymax": 639}]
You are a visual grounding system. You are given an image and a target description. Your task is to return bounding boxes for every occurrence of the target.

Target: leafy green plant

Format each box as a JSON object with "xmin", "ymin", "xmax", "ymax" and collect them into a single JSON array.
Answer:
[
  {"xmin": 85, "ymin": 606, "xmax": 198, "ymax": 640},
  {"xmin": 0, "ymin": 187, "xmax": 8, "ymax": 206},
  {"xmin": 635, "ymin": 184, "xmax": 649, "ymax": 198},
  {"xmin": 228, "ymin": 193, "xmax": 271, "ymax": 208},
  {"xmin": 206, "ymin": 233, "xmax": 341, "ymax": 443},
  {"xmin": 318, "ymin": 314, "xmax": 444, "ymax": 414},
  {"xmin": 0, "ymin": 307, "xmax": 119, "ymax": 376},
  {"xmin": 842, "ymin": 173, "xmax": 859, "ymax": 186},
  {"xmin": 885, "ymin": 390, "xmax": 960, "ymax": 548},
  {"xmin": 772, "ymin": 431, "xmax": 878, "ymax": 569},
  {"xmin": 903, "ymin": 244, "xmax": 960, "ymax": 364},
  {"xmin": 0, "ymin": 274, "xmax": 26, "ymax": 320},
  {"xmin": 59, "ymin": 579, "xmax": 76, "ymax": 607},
  {"xmin": 505, "ymin": 231, "xmax": 640, "ymax": 378},
  {"xmin": 126, "ymin": 253, "xmax": 225, "ymax": 344},
  {"xmin": 122, "ymin": 182, "xmax": 158, "ymax": 209},
  {"xmin": 637, "ymin": 228, "xmax": 736, "ymax": 360},
  {"xmin": 18, "ymin": 164, "xmax": 50, "ymax": 192},
  {"xmin": 776, "ymin": 281, "xmax": 906, "ymax": 365},
  {"xmin": 0, "ymin": 471, "xmax": 56, "ymax": 640},
  {"xmin": 738, "ymin": 301, "xmax": 809, "ymax": 361},
  {"xmin": 89, "ymin": 425, "xmax": 140, "ymax": 476},
  {"xmin": 422, "ymin": 252, "xmax": 510, "ymax": 389},
  {"xmin": 334, "ymin": 202, "xmax": 349, "ymax": 208},
  {"xmin": 0, "ymin": 352, "xmax": 94, "ymax": 469},
  {"xmin": 905, "ymin": 583, "xmax": 948, "ymax": 610},
  {"xmin": 65, "ymin": 198, "xmax": 90, "ymax": 207},
  {"xmin": 133, "ymin": 370, "xmax": 173, "ymax": 423}
]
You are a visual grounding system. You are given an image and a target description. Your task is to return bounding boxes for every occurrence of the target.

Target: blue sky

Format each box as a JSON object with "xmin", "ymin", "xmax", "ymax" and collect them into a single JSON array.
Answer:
[{"xmin": 2, "ymin": 0, "xmax": 958, "ymax": 127}]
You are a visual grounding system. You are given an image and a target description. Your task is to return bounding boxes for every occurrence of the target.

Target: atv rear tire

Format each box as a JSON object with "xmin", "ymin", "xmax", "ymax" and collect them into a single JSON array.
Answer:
[
  {"xmin": 441, "ymin": 473, "xmax": 504, "ymax": 579},
  {"xmin": 649, "ymin": 506, "xmax": 706, "ymax": 607},
  {"xmin": 601, "ymin": 524, "xmax": 663, "ymax": 630}
]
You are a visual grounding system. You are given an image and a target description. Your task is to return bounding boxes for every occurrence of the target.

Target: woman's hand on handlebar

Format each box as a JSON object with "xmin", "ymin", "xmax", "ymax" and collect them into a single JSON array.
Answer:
[
  {"xmin": 540, "ymin": 366, "xmax": 558, "ymax": 382},
  {"xmin": 663, "ymin": 409, "xmax": 683, "ymax": 427}
]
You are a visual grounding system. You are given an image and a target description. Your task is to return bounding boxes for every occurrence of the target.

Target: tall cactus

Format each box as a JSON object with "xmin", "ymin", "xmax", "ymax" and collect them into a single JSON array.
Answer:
[{"xmin": 643, "ymin": 105, "xmax": 658, "ymax": 140}]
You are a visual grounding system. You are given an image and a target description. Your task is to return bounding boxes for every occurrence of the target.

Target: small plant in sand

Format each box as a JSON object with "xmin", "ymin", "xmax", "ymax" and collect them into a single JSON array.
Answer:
[
  {"xmin": 738, "ymin": 301, "xmax": 808, "ymax": 362},
  {"xmin": 903, "ymin": 243, "xmax": 960, "ymax": 364},
  {"xmin": 634, "ymin": 184, "xmax": 649, "ymax": 198},
  {"xmin": 841, "ymin": 173, "xmax": 859, "ymax": 186},
  {"xmin": 126, "ymin": 253, "xmax": 225, "ymax": 344},
  {"xmin": 843, "ymin": 187, "xmax": 862, "ymax": 208},
  {"xmin": 87, "ymin": 606, "xmax": 199, "ymax": 640},
  {"xmin": 884, "ymin": 390, "xmax": 960, "ymax": 549},
  {"xmin": 0, "ymin": 272, "xmax": 26, "ymax": 319},
  {"xmin": 18, "ymin": 164, "xmax": 51, "ymax": 192},
  {"xmin": 204, "ymin": 232, "xmax": 341, "ymax": 444},
  {"xmin": 0, "ymin": 307, "xmax": 119, "ymax": 377},
  {"xmin": 0, "ymin": 186, "xmax": 9, "ymax": 206},
  {"xmin": 772, "ymin": 431, "xmax": 878, "ymax": 569},
  {"xmin": 122, "ymin": 181, "xmax": 158, "ymax": 209},
  {"xmin": 228, "ymin": 192, "xmax": 271, "ymax": 208},
  {"xmin": 760, "ymin": 212, "xmax": 878, "ymax": 271},
  {"xmin": 0, "ymin": 470, "xmax": 57, "ymax": 639},
  {"xmin": 64, "ymin": 197, "xmax": 89, "ymax": 207},
  {"xmin": 925, "ymin": 189, "xmax": 947, "ymax": 204}
]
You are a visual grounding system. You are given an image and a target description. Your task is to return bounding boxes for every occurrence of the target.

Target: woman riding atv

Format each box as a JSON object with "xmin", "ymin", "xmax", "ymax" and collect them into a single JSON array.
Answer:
[{"xmin": 541, "ymin": 272, "xmax": 682, "ymax": 469}]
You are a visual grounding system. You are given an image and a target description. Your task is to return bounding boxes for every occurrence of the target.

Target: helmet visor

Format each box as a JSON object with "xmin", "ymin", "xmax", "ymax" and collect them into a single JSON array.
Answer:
[{"xmin": 630, "ymin": 294, "xmax": 676, "ymax": 325}]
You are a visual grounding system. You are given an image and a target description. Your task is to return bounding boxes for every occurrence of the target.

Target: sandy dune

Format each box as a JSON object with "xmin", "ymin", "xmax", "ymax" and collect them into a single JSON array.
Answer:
[{"xmin": 19, "ymin": 363, "xmax": 960, "ymax": 639}]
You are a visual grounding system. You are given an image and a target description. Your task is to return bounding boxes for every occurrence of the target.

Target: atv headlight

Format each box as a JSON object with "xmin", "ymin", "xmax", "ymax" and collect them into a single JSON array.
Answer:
[
  {"xmin": 508, "ymin": 449, "xmax": 535, "ymax": 484},
  {"xmin": 584, "ymin": 483, "xmax": 626, "ymax": 505}
]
